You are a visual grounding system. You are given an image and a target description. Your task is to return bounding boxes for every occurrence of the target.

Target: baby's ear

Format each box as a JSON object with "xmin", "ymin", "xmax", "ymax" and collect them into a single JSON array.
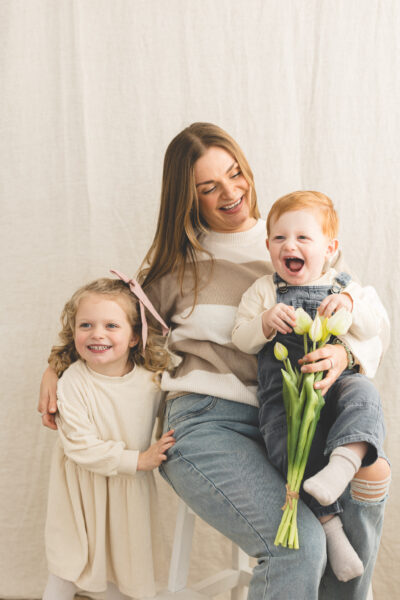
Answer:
[
  {"xmin": 326, "ymin": 238, "xmax": 339, "ymax": 258},
  {"xmin": 266, "ymin": 238, "xmax": 270, "ymax": 251}
]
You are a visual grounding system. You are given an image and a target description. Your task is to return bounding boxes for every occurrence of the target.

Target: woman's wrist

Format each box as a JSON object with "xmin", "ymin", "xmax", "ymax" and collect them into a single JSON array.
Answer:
[{"xmin": 332, "ymin": 338, "xmax": 355, "ymax": 369}]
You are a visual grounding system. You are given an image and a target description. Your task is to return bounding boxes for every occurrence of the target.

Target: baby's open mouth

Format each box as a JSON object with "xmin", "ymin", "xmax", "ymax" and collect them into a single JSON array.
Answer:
[{"xmin": 284, "ymin": 257, "xmax": 304, "ymax": 273}]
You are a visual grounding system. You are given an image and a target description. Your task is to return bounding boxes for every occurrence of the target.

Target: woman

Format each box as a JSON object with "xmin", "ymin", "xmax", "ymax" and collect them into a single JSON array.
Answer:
[{"xmin": 40, "ymin": 122, "xmax": 390, "ymax": 599}]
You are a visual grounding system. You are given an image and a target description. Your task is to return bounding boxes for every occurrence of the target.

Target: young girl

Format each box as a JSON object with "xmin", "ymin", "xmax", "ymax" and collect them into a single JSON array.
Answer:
[{"xmin": 43, "ymin": 271, "xmax": 175, "ymax": 600}]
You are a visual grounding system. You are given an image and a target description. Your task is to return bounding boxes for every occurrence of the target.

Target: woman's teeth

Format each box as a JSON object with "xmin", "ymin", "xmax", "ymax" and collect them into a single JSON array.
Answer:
[{"xmin": 220, "ymin": 197, "xmax": 242, "ymax": 211}]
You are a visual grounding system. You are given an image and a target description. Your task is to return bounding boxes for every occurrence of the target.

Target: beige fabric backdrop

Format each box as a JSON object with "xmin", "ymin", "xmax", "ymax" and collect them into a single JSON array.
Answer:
[{"xmin": 1, "ymin": 1, "xmax": 399, "ymax": 598}]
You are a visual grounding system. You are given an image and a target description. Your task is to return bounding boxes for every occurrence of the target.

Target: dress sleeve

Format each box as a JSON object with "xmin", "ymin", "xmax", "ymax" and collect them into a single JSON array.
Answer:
[
  {"xmin": 55, "ymin": 377, "xmax": 139, "ymax": 477},
  {"xmin": 232, "ymin": 277, "xmax": 276, "ymax": 354},
  {"xmin": 340, "ymin": 283, "xmax": 390, "ymax": 378}
]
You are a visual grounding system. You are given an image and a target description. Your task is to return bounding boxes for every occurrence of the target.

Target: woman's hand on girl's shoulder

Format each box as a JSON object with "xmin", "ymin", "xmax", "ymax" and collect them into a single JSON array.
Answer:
[
  {"xmin": 137, "ymin": 429, "xmax": 175, "ymax": 471},
  {"xmin": 38, "ymin": 366, "xmax": 59, "ymax": 430}
]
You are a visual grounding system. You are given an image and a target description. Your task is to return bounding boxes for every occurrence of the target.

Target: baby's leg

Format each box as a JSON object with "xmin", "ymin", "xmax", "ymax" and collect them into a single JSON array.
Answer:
[
  {"xmin": 320, "ymin": 515, "xmax": 364, "ymax": 582},
  {"xmin": 42, "ymin": 573, "xmax": 78, "ymax": 600},
  {"xmin": 317, "ymin": 457, "xmax": 391, "ymax": 583},
  {"xmin": 351, "ymin": 457, "xmax": 391, "ymax": 502},
  {"xmin": 304, "ymin": 443, "xmax": 365, "ymax": 506},
  {"xmin": 305, "ymin": 372, "xmax": 386, "ymax": 506}
]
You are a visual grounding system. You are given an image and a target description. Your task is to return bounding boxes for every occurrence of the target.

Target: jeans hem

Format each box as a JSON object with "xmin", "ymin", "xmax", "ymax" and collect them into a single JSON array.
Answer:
[
  {"xmin": 311, "ymin": 503, "xmax": 343, "ymax": 519},
  {"xmin": 324, "ymin": 434, "xmax": 385, "ymax": 462}
]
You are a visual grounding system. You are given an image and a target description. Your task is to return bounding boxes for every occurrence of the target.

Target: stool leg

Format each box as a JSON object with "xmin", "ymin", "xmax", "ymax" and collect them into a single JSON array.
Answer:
[
  {"xmin": 231, "ymin": 543, "xmax": 249, "ymax": 600},
  {"xmin": 168, "ymin": 500, "xmax": 196, "ymax": 592}
]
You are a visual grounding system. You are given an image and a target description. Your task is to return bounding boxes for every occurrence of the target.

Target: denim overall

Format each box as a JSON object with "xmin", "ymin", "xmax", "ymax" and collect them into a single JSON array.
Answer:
[{"xmin": 257, "ymin": 272, "xmax": 386, "ymax": 518}]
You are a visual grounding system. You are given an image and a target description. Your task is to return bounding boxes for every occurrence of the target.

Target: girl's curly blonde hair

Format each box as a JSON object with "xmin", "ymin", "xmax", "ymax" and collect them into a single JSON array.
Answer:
[{"xmin": 48, "ymin": 278, "xmax": 170, "ymax": 377}]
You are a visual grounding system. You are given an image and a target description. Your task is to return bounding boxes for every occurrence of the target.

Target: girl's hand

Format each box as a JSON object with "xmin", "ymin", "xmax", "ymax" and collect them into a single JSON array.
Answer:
[
  {"xmin": 299, "ymin": 343, "xmax": 347, "ymax": 396},
  {"xmin": 137, "ymin": 430, "xmax": 176, "ymax": 471},
  {"xmin": 318, "ymin": 292, "xmax": 353, "ymax": 318},
  {"xmin": 38, "ymin": 366, "xmax": 59, "ymax": 430},
  {"xmin": 262, "ymin": 304, "xmax": 296, "ymax": 337}
]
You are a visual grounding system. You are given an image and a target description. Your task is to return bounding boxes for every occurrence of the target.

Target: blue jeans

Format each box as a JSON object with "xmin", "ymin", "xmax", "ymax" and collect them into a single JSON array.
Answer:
[{"xmin": 160, "ymin": 394, "xmax": 387, "ymax": 600}]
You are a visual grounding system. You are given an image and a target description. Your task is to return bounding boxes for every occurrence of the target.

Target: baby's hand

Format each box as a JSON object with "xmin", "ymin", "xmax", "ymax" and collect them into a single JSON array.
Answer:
[
  {"xmin": 262, "ymin": 303, "xmax": 296, "ymax": 337},
  {"xmin": 318, "ymin": 293, "xmax": 353, "ymax": 318},
  {"xmin": 137, "ymin": 429, "xmax": 176, "ymax": 471}
]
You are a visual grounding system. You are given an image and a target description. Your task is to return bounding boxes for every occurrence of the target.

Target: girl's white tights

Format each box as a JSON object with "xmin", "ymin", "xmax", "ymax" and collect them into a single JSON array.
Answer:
[
  {"xmin": 42, "ymin": 573, "xmax": 77, "ymax": 600},
  {"xmin": 43, "ymin": 573, "xmax": 132, "ymax": 600},
  {"xmin": 106, "ymin": 581, "xmax": 133, "ymax": 599}
]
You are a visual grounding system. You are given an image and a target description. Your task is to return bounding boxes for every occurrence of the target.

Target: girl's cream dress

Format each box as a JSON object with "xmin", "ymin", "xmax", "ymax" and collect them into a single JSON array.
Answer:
[{"xmin": 45, "ymin": 360, "xmax": 163, "ymax": 598}]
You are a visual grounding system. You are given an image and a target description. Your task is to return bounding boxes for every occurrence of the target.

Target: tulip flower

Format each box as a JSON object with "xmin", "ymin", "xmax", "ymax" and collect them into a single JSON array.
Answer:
[
  {"xmin": 274, "ymin": 342, "xmax": 288, "ymax": 361},
  {"xmin": 294, "ymin": 308, "xmax": 313, "ymax": 335},
  {"xmin": 319, "ymin": 317, "xmax": 331, "ymax": 347},
  {"xmin": 274, "ymin": 342, "xmax": 298, "ymax": 386},
  {"xmin": 326, "ymin": 307, "xmax": 352, "ymax": 336},
  {"xmin": 309, "ymin": 315, "xmax": 323, "ymax": 347},
  {"xmin": 294, "ymin": 307, "xmax": 313, "ymax": 355}
]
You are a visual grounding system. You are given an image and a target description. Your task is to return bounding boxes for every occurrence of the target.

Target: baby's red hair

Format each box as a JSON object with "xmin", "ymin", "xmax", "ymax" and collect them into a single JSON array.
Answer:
[{"xmin": 267, "ymin": 191, "xmax": 339, "ymax": 239}]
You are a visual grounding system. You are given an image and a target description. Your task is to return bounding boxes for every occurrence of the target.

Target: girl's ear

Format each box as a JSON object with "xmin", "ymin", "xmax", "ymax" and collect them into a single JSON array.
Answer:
[
  {"xmin": 266, "ymin": 238, "xmax": 270, "ymax": 251},
  {"xmin": 326, "ymin": 238, "xmax": 339, "ymax": 259},
  {"xmin": 129, "ymin": 333, "xmax": 140, "ymax": 348}
]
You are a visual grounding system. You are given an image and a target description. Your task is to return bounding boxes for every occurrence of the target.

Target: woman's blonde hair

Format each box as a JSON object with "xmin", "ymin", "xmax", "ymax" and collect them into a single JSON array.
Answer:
[
  {"xmin": 48, "ymin": 278, "xmax": 169, "ymax": 377},
  {"xmin": 139, "ymin": 122, "xmax": 260, "ymax": 298}
]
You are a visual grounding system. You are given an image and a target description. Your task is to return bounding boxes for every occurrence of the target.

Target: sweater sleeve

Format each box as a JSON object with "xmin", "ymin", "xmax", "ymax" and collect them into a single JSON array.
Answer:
[
  {"xmin": 340, "ymin": 283, "xmax": 390, "ymax": 378},
  {"xmin": 343, "ymin": 282, "xmax": 388, "ymax": 339},
  {"xmin": 55, "ymin": 375, "xmax": 139, "ymax": 477},
  {"xmin": 232, "ymin": 277, "xmax": 276, "ymax": 354}
]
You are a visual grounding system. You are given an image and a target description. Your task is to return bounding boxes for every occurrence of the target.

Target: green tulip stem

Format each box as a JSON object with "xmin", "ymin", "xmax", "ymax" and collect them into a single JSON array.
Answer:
[{"xmin": 303, "ymin": 333, "xmax": 308, "ymax": 356}]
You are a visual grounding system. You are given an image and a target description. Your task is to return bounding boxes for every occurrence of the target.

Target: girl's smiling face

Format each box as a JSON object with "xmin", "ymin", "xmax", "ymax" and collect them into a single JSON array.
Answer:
[
  {"xmin": 267, "ymin": 209, "xmax": 338, "ymax": 285},
  {"xmin": 194, "ymin": 146, "xmax": 255, "ymax": 233},
  {"xmin": 74, "ymin": 293, "xmax": 138, "ymax": 377}
]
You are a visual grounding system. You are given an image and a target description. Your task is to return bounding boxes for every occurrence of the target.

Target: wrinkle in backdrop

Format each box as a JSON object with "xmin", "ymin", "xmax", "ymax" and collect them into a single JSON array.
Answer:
[{"xmin": 0, "ymin": 1, "xmax": 399, "ymax": 598}]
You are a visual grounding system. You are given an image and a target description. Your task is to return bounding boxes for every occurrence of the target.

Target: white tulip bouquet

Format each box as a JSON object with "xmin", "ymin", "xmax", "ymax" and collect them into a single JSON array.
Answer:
[{"xmin": 273, "ymin": 307, "xmax": 352, "ymax": 549}]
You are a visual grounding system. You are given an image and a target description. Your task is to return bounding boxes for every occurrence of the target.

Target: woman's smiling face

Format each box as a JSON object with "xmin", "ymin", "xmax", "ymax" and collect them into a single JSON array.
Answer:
[
  {"xmin": 194, "ymin": 146, "xmax": 255, "ymax": 233},
  {"xmin": 267, "ymin": 209, "xmax": 338, "ymax": 284}
]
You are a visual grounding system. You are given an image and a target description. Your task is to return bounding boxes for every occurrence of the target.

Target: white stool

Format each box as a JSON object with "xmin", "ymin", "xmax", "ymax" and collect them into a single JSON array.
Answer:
[{"xmin": 155, "ymin": 499, "xmax": 252, "ymax": 599}]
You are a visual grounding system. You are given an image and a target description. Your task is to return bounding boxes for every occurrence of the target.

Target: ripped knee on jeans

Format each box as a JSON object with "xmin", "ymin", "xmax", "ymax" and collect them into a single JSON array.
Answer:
[{"xmin": 351, "ymin": 458, "xmax": 391, "ymax": 502}]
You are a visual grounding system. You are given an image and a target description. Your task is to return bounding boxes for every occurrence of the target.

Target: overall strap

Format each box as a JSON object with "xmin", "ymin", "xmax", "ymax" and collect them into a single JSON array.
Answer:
[
  {"xmin": 331, "ymin": 271, "xmax": 351, "ymax": 294},
  {"xmin": 273, "ymin": 272, "xmax": 288, "ymax": 294}
]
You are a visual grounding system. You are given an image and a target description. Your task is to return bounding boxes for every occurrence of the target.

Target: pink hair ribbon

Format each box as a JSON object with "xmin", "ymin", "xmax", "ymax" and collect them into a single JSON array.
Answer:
[{"xmin": 110, "ymin": 269, "xmax": 169, "ymax": 349}]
